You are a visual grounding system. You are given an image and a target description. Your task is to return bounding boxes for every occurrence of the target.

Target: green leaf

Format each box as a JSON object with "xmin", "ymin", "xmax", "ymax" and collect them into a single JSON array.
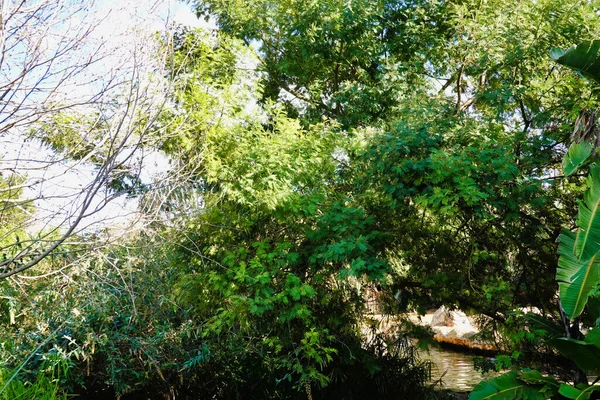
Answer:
[
  {"xmin": 585, "ymin": 295, "xmax": 600, "ymax": 324},
  {"xmin": 469, "ymin": 371, "xmax": 545, "ymax": 400},
  {"xmin": 556, "ymin": 230, "xmax": 600, "ymax": 320},
  {"xmin": 563, "ymin": 142, "xmax": 593, "ymax": 176},
  {"xmin": 549, "ymin": 337, "xmax": 600, "ymax": 372},
  {"xmin": 559, "ymin": 384, "xmax": 585, "ymax": 400},
  {"xmin": 574, "ymin": 165, "xmax": 600, "ymax": 261},
  {"xmin": 558, "ymin": 383, "xmax": 600, "ymax": 400},
  {"xmin": 551, "ymin": 40, "xmax": 600, "ymax": 85},
  {"xmin": 518, "ymin": 369, "xmax": 559, "ymax": 387},
  {"xmin": 584, "ymin": 327, "xmax": 600, "ymax": 347}
]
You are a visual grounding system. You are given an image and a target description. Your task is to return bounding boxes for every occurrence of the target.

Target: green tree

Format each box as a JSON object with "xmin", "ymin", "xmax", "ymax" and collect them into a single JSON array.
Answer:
[
  {"xmin": 194, "ymin": 0, "xmax": 446, "ymax": 127},
  {"xmin": 146, "ymin": 26, "xmax": 434, "ymax": 397}
]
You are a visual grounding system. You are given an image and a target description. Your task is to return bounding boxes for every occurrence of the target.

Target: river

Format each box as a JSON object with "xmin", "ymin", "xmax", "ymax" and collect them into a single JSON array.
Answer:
[{"xmin": 420, "ymin": 346, "xmax": 493, "ymax": 391}]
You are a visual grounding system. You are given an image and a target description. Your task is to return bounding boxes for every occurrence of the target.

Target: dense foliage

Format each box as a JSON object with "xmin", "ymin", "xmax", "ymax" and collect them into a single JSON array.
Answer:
[
  {"xmin": 3, "ymin": 0, "xmax": 600, "ymax": 399},
  {"xmin": 469, "ymin": 37, "xmax": 600, "ymax": 400}
]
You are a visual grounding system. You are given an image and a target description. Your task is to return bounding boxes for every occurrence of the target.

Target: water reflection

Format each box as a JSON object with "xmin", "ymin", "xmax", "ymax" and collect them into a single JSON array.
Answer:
[{"xmin": 419, "ymin": 347, "xmax": 493, "ymax": 391}]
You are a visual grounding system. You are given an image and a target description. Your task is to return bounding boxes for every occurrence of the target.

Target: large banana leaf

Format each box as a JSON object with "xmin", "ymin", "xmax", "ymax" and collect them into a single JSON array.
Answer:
[
  {"xmin": 585, "ymin": 295, "xmax": 600, "ymax": 324},
  {"xmin": 584, "ymin": 326, "xmax": 600, "ymax": 346},
  {"xmin": 549, "ymin": 336, "xmax": 600, "ymax": 373},
  {"xmin": 469, "ymin": 371, "xmax": 546, "ymax": 400},
  {"xmin": 557, "ymin": 229, "xmax": 600, "ymax": 320},
  {"xmin": 558, "ymin": 383, "xmax": 600, "ymax": 400},
  {"xmin": 563, "ymin": 141, "xmax": 593, "ymax": 177},
  {"xmin": 551, "ymin": 40, "xmax": 600, "ymax": 85},
  {"xmin": 518, "ymin": 370, "xmax": 559, "ymax": 398},
  {"xmin": 574, "ymin": 165, "xmax": 600, "ymax": 261}
]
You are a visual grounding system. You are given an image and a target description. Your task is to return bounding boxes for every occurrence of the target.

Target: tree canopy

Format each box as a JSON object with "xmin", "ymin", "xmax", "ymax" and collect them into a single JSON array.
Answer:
[{"xmin": 2, "ymin": 0, "xmax": 600, "ymax": 399}]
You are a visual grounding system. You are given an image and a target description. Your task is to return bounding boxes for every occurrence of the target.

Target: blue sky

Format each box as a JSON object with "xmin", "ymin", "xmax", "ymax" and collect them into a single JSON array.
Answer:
[{"xmin": 0, "ymin": 0, "xmax": 207, "ymax": 238}]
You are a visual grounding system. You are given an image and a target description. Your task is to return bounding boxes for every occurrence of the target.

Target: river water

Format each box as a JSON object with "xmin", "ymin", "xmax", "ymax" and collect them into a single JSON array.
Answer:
[{"xmin": 420, "ymin": 347, "xmax": 492, "ymax": 391}]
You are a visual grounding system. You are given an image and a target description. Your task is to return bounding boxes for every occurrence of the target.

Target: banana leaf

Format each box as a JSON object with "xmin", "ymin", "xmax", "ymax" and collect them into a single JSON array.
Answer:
[
  {"xmin": 469, "ymin": 371, "xmax": 546, "ymax": 400},
  {"xmin": 551, "ymin": 40, "xmax": 600, "ymax": 85},
  {"xmin": 549, "ymin": 337, "xmax": 600, "ymax": 373},
  {"xmin": 557, "ymin": 229, "xmax": 600, "ymax": 319},
  {"xmin": 559, "ymin": 383, "xmax": 600, "ymax": 400},
  {"xmin": 519, "ymin": 370, "xmax": 559, "ymax": 397},
  {"xmin": 574, "ymin": 165, "xmax": 600, "ymax": 261},
  {"xmin": 563, "ymin": 141, "xmax": 593, "ymax": 177},
  {"xmin": 586, "ymin": 295, "xmax": 600, "ymax": 323}
]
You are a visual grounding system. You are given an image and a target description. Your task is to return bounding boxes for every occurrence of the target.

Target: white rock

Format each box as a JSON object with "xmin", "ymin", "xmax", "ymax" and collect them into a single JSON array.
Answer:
[
  {"xmin": 431, "ymin": 326, "xmax": 454, "ymax": 336},
  {"xmin": 431, "ymin": 306, "xmax": 453, "ymax": 326},
  {"xmin": 430, "ymin": 306, "xmax": 479, "ymax": 340},
  {"xmin": 448, "ymin": 325, "xmax": 478, "ymax": 339}
]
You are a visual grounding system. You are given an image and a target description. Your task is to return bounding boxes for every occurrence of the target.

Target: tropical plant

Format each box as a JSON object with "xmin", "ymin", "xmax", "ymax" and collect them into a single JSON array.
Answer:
[{"xmin": 470, "ymin": 40, "xmax": 600, "ymax": 400}]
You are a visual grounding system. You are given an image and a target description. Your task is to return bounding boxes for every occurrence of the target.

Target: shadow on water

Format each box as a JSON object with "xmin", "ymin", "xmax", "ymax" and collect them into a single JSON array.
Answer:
[{"xmin": 420, "ymin": 346, "xmax": 495, "ymax": 392}]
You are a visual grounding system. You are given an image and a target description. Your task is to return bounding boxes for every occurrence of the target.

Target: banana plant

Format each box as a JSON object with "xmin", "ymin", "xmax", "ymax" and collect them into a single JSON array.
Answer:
[
  {"xmin": 550, "ymin": 40, "xmax": 600, "ymax": 85},
  {"xmin": 470, "ymin": 370, "xmax": 558, "ymax": 400},
  {"xmin": 470, "ymin": 41, "xmax": 600, "ymax": 400},
  {"xmin": 556, "ymin": 167, "xmax": 600, "ymax": 321}
]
